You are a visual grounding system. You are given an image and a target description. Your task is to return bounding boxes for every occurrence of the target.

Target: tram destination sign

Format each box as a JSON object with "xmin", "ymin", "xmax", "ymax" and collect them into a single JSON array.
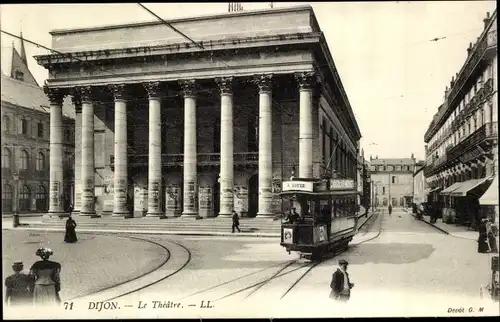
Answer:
[
  {"xmin": 329, "ymin": 179, "xmax": 355, "ymax": 190},
  {"xmin": 282, "ymin": 181, "xmax": 314, "ymax": 192}
]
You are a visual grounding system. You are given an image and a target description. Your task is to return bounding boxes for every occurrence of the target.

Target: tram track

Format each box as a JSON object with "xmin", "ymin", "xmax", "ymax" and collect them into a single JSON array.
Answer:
[
  {"xmin": 188, "ymin": 212, "xmax": 386, "ymax": 304},
  {"xmin": 67, "ymin": 232, "xmax": 192, "ymax": 303}
]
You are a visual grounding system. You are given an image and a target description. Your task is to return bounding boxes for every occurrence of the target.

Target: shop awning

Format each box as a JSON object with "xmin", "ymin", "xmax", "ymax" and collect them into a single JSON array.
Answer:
[
  {"xmin": 479, "ymin": 176, "xmax": 498, "ymax": 205},
  {"xmin": 440, "ymin": 182, "xmax": 463, "ymax": 195},
  {"xmin": 449, "ymin": 176, "xmax": 494, "ymax": 197}
]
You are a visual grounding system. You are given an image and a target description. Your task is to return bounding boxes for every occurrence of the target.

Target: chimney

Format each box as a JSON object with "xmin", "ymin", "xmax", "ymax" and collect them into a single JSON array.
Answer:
[
  {"xmin": 467, "ymin": 42, "xmax": 473, "ymax": 55},
  {"xmin": 370, "ymin": 155, "xmax": 372, "ymax": 161},
  {"xmin": 444, "ymin": 86, "xmax": 449, "ymax": 98},
  {"xmin": 411, "ymin": 153, "xmax": 414, "ymax": 159},
  {"xmin": 376, "ymin": 155, "xmax": 378, "ymax": 159},
  {"xmin": 451, "ymin": 76, "xmax": 455, "ymax": 88},
  {"xmin": 484, "ymin": 12, "xmax": 491, "ymax": 28}
]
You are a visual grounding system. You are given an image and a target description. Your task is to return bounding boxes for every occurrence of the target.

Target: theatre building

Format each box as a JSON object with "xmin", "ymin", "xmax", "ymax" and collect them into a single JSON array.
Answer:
[
  {"xmin": 35, "ymin": 6, "xmax": 361, "ymax": 218},
  {"xmin": 423, "ymin": 10, "xmax": 497, "ymax": 227}
]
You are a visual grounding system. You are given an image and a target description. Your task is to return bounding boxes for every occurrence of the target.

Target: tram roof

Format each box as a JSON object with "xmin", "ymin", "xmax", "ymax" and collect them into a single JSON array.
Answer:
[{"xmin": 278, "ymin": 190, "xmax": 360, "ymax": 197}]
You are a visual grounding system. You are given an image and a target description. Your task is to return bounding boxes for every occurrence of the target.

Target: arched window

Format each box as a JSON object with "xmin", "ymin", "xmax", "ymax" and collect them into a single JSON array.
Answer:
[
  {"xmin": 3, "ymin": 115, "xmax": 11, "ymax": 133},
  {"xmin": 20, "ymin": 118, "xmax": 28, "ymax": 134},
  {"xmin": 36, "ymin": 152, "xmax": 45, "ymax": 171},
  {"xmin": 2, "ymin": 184, "xmax": 14, "ymax": 212},
  {"xmin": 36, "ymin": 185, "xmax": 48, "ymax": 211},
  {"xmin": 19, "ymin": 185, "xmax": 30, "ymax": 211},
  {"xmin": 2, "ymin": 148, "xmax": 12, "ymax": 169},
  {"xmin": 20, "ymin": 150, "xmax": 29, "ymax": 170}
]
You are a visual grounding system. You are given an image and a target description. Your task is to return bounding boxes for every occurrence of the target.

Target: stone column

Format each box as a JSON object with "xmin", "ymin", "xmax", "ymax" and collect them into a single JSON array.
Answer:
[
  {"xmin": 44, "ymin": 87, "xmax": 66, "ymax": 216},
  {"xmin": 179, "ymin": 80, "xmax": 199, "ymax": 218},
  {"xmin": 110, "ymin": 84, "xmax": 130, "ymax": 217},
  {"xmin": 295, "ymin": 72, "xmax": 316, "ymax": 178},
  {"xmin": 72, "ymin": 95, "xmax": 82, "ymax": 214},
  {"xmin": 254, "ymin": 74, "xmax": 274, "ymax": 217},
  {"xmin": 144, "ymin": 82, "xmax": 163, "ymax": 217},
  {"xmin": 216, "ymin": 77, "xmax": 234, "ymax": 217},
  {"xmin": 79, "ymin": 86, "xmax": 96, "ymax": 216}
]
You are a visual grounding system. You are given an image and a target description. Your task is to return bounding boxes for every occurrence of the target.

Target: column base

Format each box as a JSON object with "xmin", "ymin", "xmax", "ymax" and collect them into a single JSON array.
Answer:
[
  {"xmin": 256, "ymin": 212, "xmax": 274, "ymax": 218},
  {"xmin": 146, "ymin": 212, "xmax": 163, "ymax": 217},
  {"xmin": 217, "ymin": 213, "xmax": 232, "ymax": 218},
  {"xmin": 80, "ymin": 212, "xmax": 100, "ymax": 218},
  {"xmin": 181, "ymin": 212, "xmax": 202, "ymax": 219},
  {"xmin": 112, "ymin": 211, "xmax": 130, "ymax": 217}
]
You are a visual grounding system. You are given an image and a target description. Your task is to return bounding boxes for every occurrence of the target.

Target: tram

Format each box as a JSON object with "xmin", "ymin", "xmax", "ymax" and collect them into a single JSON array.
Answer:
[{"xmin": 279, "ymin": 177, "xmax": 360, "ymax": 260}]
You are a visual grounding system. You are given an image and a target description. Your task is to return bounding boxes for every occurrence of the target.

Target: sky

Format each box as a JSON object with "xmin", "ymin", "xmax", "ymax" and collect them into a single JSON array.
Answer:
[{"xmin": 0, "ymin": 1, "xmax": 497, "ymax": 161}]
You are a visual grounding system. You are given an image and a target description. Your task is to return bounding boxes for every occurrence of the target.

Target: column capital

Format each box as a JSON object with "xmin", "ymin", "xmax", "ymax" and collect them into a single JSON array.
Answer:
[
  {"xmin": 71, "ymin": 94, "xmax": 82, "ymax": 113},
  {"xmin": 143, "ymin": 81, "xmax": 162, "ymax": 99},
  {"xmin": 179, "ymin": 79, "xmax": 197, "ymax": 98},
  {"xmin": 43, "ymin": 86, "xmax": 65, "ymax": 106},
  {"xmin": 253, "ymin": 74, "xmax": 273, "ymax": 93},
  {"xmin": 295, "ymin": 72, "xmax": 317, "ymax": 90},
  {"xmin": 215, "ymin": 76, "xmax": 233, "ymax": 95},
  {"xmin": 109, "ymin": 84, "xmax": 129, "ymax": 101},
  {"xmin": 75, "ymin": 86, "xmax": 96, "ymax": 103}
]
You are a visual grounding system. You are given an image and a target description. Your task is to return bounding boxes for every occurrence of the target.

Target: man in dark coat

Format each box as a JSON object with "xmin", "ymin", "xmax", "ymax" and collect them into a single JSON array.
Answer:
[
  {"xmin": 4, "ymin": 261, "xmax": 33, "ymax": 306},
  {"xmin": 330, "ymin": 259, "xmax": 354, "ymax": 301},
  {"xmin": 285, "ymin": 207, "xmax": 300, "ymax": 224},
  {"xmin": 232, "ymin": 210, "xmax": 241, "ymax": 233}
]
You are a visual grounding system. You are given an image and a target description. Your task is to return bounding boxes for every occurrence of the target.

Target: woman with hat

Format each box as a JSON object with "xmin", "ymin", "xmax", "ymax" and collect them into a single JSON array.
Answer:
[
  {"xmin": 29, "ymin": 248, "xmax": 62, "ymax": 306},
  {"xmin": 4, "ymin": 261, "xmax": 33, "ymax": 306},
  {"xmin": 486, "ymin": 218, "xmax": 498, "ymax": 253},
  {"xmin": 478, "ymin": 218, "xmax": 490, "ymax": 253},
  {"xmin": 64, "ymin": 214, "xmax": 78, "ymax": 243}
]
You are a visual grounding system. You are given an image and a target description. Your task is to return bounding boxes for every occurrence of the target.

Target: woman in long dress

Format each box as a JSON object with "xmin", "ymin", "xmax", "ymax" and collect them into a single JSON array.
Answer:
[
  {"xmin": 64, "ymin": 215, "xmax": 78, "ymax": 243},
  {"xmin": 486, "ymin": 219, "xmax": 498, "ymax": 253},
  {"xmin": 29, "ymin": 248, "xmax": 61, "ymax": 306},
  {"xmin": 478, "ymin": 219, "xmax": 490, "ymax": 253}
]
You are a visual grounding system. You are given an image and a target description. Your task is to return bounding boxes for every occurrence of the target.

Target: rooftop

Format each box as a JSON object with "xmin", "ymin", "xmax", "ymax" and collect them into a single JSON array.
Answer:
[
  {"xmin": 370, "ymin": 158, "xmax": 416, "ymax": 166},
  {"xmin": 1, "ymin": 74, "xmax": 74, "ymax": 119}
]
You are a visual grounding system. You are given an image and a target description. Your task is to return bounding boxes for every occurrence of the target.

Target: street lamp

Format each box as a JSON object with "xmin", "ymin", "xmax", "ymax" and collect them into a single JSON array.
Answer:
[{"xmin": 12, "ymin": 172, "xmax": 20, "ymax": 227}]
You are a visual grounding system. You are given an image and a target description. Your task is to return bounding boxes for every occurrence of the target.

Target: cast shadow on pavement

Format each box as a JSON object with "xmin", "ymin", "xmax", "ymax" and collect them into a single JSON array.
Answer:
[{"xmin": 346, "ymin": 243, "xmax": 435, "ymax": 265}]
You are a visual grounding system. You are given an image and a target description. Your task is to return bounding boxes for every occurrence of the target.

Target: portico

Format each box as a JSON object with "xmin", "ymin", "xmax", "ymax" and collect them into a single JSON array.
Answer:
[{"xmin": 34, "ymin": 6, "xmax": 361, "ymax": 219}]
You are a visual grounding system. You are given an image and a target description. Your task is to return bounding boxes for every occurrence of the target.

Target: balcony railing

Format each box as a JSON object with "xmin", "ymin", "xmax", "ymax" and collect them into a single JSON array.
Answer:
[
  {"xmin": 447, "ymin": 121, "xmax": 497, "ymax": 162},
  {"xmin": 485, "ymin": 121, "xmax": 498, "ymax": 138},
  {"xmin": 447, "ymin": 34, "xmax": 489, "ymax": 109},
  {"xmin": 110, "ymin": 152, "xmax": 259, "ymax": 168}
]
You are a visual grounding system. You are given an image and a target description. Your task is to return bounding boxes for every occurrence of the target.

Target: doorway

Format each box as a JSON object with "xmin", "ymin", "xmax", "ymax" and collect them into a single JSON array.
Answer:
[{"xmin": 248, "ymin": 174, "xmax": 258, "ymax": 217}]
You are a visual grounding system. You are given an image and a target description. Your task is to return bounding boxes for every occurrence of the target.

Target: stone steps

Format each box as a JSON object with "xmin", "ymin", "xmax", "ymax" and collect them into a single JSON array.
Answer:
[
  {"xmin": 27, "ymin": 223, "xmax": 280, "ymax": 233},
  {"xmin": 32, "ymin": 216, "xmax": 281, "ymax": 233}
]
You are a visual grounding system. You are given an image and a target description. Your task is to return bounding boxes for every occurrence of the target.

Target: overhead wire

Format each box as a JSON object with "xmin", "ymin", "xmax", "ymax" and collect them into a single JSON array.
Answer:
[{"xmin": 0, "ymin": 11, "xmax": 487, "ymax": 135}]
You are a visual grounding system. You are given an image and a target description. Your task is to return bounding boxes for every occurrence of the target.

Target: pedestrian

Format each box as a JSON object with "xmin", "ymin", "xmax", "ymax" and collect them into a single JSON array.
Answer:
[
  {"xmin": 478, "ymin": 218, "xmax": 490, "ymax": 253},
  {"xmin": 30, "ymin": 248, "xmax": 62, "ymax": 306},
  {"xmin": 486, "ymin": 219, "xmax": 498, "ymax": 253},
  {"xmin": 285, "ymin": 207, "xmax": 300, "ymax": 224},
  {"xmin": 232, "ymin": 210, "xmax": 241, "ymax": 233},
  {"xmin": 64, "ymin": 214, "xmax": 78, "ymax": 243},
  {"xmin": 388, "ymin": 204, "xmax": 392, "ymax": 216},
  {"xmin": 329, "ymin": 259, "xmax": 354, "ymax": 302},
  {"xmin": 4, "ymin": 261, "xmax": 33, "ymax": 307}
]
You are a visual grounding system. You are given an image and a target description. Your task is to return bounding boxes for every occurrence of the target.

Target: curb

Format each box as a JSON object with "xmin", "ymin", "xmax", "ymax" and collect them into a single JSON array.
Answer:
[
  {"xmin": 4, "ymin": 213, "xmax": 379, "ymax": 239},
  {"xmin": 409, "ymin": 212, "xmax": 450, "ymax": 235},
  {"xmin": 2, "ymin": 226, "xmax": 281, "ymax": 238}
]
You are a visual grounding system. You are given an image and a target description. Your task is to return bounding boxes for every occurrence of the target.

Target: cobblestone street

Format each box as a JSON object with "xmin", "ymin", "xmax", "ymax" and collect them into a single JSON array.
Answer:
[
  {"xmin": 3, "ymin": 210, "xmax": 499, "ymax": 319},
  {"xmin": 2, "ymin": 231, "xmax": 168, "ymax": 301}
]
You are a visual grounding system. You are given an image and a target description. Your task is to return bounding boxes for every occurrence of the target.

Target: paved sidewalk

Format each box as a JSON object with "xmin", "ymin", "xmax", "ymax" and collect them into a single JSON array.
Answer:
[
  {"xmin": 2, "ymin": 211, "xmax": 376, "ymax": 238},
  {"xmin": 406, "ymin": 209, "xmax": 477, "ymax": 241},
  {"xmin": 2, "ymin": 230, "xmax": 169, "ymax": 301}
]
